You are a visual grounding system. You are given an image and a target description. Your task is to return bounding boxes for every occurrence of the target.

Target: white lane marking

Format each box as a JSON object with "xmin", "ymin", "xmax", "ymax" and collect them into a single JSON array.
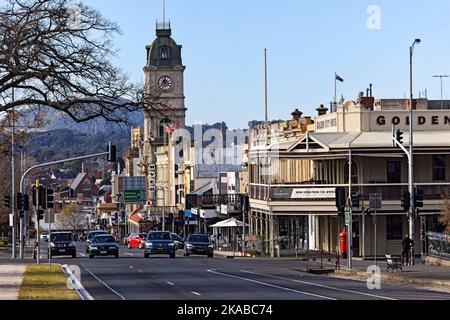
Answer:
[
  {"xmin": 167, "ymin": 282, "xmax": 175, "ymax": 286},
  {"xmin": 79, "ymin": 253, "xmax": 86, "ymax": 257},
  {"xmin": 207, "ymin": 269, "xmax": 336, "ymax": 300},
  {"xmin": 129, "ymin": 266, "xmax": 134, "ymax": 269},
  {"xmin": 125, "ymin": 253, "xmax": 134, "ymax": 256},
  {"xmin": 80, "ymin": 263, "xmax": 126, "ymax": 300},
  {"xmin": 191, "ymin": 291, "xmax": 201, "ymax": 296},
  {"xmin": 240, "ymin": 270, "xmax": 397, "ymax": 301}
]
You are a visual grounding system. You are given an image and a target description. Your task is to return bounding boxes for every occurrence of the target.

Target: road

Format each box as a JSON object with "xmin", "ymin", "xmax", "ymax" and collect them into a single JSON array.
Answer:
[{"xmin": 41, "ymin": 242, "xmax": 450, "ymax": 300}]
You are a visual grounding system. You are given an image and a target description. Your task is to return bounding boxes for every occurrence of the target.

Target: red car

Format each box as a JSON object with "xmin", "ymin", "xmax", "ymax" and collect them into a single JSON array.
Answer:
[{"xmin": 127, "ymin": 233, "xmax": 147, "ymax": 249}]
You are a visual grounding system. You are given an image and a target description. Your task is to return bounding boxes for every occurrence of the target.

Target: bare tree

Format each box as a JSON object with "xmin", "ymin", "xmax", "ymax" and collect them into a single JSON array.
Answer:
[
  {"xmin": 0, "ymin": 0, "xmax": 163, "ymax": 124},
  {"xmin": 439, "ymin": 188, "xmax": 450, "ymax": 234},
  {"xmin": 56, "ymin": 203, "xmax": 86, "ymax": 233}
]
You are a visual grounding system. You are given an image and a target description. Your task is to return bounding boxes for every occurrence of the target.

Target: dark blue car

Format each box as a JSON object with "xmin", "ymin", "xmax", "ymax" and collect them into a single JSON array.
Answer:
[{"xmin": 144, "ymin": 231, "xmax": 176, "ymax": 258}]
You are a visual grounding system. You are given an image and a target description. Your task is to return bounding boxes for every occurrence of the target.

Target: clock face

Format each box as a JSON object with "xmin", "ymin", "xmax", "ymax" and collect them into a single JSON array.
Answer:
[{"xmin": 158, "ymin": 76, "xmax": 173, "ymax": 91}]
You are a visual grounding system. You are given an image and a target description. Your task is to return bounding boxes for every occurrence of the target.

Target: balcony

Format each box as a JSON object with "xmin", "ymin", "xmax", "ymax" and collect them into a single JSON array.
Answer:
[{"xmin": 249, "ymin": 183, "xmax": 450, "ymax": 202}]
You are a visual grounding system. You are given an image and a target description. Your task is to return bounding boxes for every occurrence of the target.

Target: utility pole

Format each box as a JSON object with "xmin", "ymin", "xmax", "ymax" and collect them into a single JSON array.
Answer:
[
  {"xmin": 264, "ymin": 48, "xmax": 268, "ymax": 122},
  {"xmin": 347, "ymin": 150, "xmax": 352, "ymax": 269},
  {"xmin": 409, "ymin": 39, "xmax": 421, "ymax": 266},
  {"xmin": 432, "ymin": 75, "xmax": 449, "ymax": 109},
  {"xmin": 11, "ymin": 91, "xmax": 16, "ymax": 258},
  {"xmin": 35, "ymin": 180, "xmax": 40, "ymax": 264}
]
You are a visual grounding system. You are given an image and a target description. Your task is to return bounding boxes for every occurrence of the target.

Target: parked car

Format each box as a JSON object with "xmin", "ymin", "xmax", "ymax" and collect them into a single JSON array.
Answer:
[
  {"xmin": 40, "ymin": 232, "xmax": 49, "ymax": 242},
  {"xmin": 85, "ymin": 230, "xmax": 108, "ymax": 253},
  {"xmin": 171, "ymin": 233, "xmax": 185, "ymax": 249},
  {"xmin": 122, "ymin": 233, "xmax": 132, "ymax": 245},
  {"xmin": 127, "ymin": 233, "xmax": 147, "ymax": 249},
  {"xmin": 49, "ymin": 232, "xmax": 76, "ymax": 258},
  {"xmin": 144, "ymin": 231, "xmax": 176, "ymax": 258},
  {"xmin": 184, "ymin": 234, "xmax": 214, "ymax": 257},
  {"xmin": 88, "ymin": 234, "xmax": 119, "ymax": 259}
]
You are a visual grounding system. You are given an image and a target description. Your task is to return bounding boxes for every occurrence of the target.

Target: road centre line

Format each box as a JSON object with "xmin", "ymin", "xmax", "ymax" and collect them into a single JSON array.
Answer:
[
  {"xmin": 167, "ymin": 282, "xmax": 175, "ymax": 286},
  {"xmin": 207, "ymin": 269, "xmax": 336, "ymax": 300},
  {"xmin": 125, "ymin": 252, "xmax": 134, "ymax": 256},
  {"xmin": 191, "ymin": 291, "xmax": 201, "ymax": 296},
  {"xmin": 240, "ymin": 270, "xmax": 397, "ymax": 300},
  {"xmin": 80, "ymin": 263, "xmax": 126, "ymax": 300}
]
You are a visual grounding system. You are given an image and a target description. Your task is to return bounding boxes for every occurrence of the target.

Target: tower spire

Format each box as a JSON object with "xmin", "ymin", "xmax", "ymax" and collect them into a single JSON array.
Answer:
[{"xmin": 162, "ymin": 0, "xmax": 165, "ymax": 27}]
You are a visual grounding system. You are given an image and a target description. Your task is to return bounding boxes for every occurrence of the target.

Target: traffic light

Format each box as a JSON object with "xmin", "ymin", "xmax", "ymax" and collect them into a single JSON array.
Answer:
[
  {"xmin": 37, "ymin": 209, "xmax": 44, "ymax": 221},
  {"xmin": 46, "ymin": 189, "xmax": 54, "ymax": 209},
  {"xmin": 395, "ymin": 129, "xmax": 404, "ymax": 145},
  {"xmin": 414, "ymin": 188, "xmax": 424, "ymax": 208},
  {"xmin": 23, "ymin": 194, "xmax": 29, "ymax": 211},
  {"xmin": 241, "ymin": 195, "xmax": 249, "ymax": 213},
  {"xmin": 335, "ymin": 187, "xmax": 346, "ymax": 216},
  {"xmin": 351, "ymin": 193, "xmax": 360, "ymax": 208},
  {"xmin": 401, "ymin": 191, "xmax": 410, "ymax": 212},
  {"xmin": 3, "ymin": 195, "xmax": 11, "ymax": 208},
  {"xmin": 32, "ymin": 186, "xmax": 46, "ymax": 208},
  {"xmin": 17, "ymin": 193, "xmax": 29, "ymax": 211},
  {"xmin": 107, "ymin": 143, "xmax": 117, "ymax": 162}
]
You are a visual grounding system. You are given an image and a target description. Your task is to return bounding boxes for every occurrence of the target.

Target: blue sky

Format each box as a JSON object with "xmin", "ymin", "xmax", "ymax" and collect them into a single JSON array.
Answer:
[{"xmin": 84, "ymin": 0, "xmax": 450, "ymax": 128}]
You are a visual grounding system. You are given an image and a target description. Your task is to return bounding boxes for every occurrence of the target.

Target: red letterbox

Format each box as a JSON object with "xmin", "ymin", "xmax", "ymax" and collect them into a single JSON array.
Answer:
[{"xmin": 340, "ymin": 229, "xmax": 348, "ymax": 259}]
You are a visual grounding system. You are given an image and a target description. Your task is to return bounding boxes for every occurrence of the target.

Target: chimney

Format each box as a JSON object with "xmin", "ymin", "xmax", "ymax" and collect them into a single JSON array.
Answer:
[
  {"xmin": 291, "ymin": 108, "xmax": 303, "ymax": 120},
  {"xmin": 369, "ymin": 83, "xmax": 373, "ymax": 97},
  {"xmin": 366, "ymin": 88, "xmax": 370, "ymax": 97},
  {"xmin": 81, "ymin": 162, "xmax": 85, "ymax": 174},
  {"xmin": 316, "ymin": 104, "xmax": 328, "ymax": 116}
]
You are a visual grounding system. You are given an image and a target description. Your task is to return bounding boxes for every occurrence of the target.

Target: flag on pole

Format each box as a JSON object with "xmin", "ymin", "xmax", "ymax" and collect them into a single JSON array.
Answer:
[{"xmin": 335, "ymin": 74, "xmax": 344, "ymax": 82}]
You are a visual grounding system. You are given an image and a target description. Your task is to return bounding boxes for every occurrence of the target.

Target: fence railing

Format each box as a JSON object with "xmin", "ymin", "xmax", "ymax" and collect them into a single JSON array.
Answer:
[
  {"xmin": 426, "ymin": 232, "xmax": 450, "ymax": 261},
  {"xmin": 249, "ymin": 183, "xmax": 450, "ymax": 201}
]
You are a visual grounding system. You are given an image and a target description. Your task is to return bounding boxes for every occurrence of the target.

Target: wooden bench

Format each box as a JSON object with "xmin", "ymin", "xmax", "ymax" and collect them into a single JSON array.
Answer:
[{"xmin": 385, "ymin": 254, "xmax": 403, "ymax": 272}]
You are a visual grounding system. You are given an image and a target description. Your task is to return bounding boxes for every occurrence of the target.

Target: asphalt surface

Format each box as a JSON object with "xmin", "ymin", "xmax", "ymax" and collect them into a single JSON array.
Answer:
[{"xmin": 32, "ymin": 242, "xmax": 450, "ymax": 300}]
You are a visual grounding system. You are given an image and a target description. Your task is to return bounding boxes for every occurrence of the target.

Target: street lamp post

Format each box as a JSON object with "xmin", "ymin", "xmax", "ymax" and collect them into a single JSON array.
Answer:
[{"xmin": 409, "ymin": 38, "xmax": 421, "ymax": 266}]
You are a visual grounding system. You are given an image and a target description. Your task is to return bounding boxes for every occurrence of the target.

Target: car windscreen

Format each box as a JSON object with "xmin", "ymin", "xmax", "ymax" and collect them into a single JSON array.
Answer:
[
  {"xmin": 51, "ymin": 233, "xmax": 72, "ymax": 242},
  {"xmin": 172, "ymin": 234, "xmax": 183, "ymax": 241},
  {"xmin": 93, "ymin": 236, "xmax": 115, "ymax": 243},
  {"xmin": 138, "ymin": 234, "xmax": 147, "ymax": 239},
  {"xmin": 88, "ymin": 231, "xmax": 106, "ymax": 239},
  {"xmin": 147, "ymin": 232, "xmax": 171, "ymax": 240},
  {"xmin": 187, "ymin": 235, "xmax": 210, "ymax": 243}
]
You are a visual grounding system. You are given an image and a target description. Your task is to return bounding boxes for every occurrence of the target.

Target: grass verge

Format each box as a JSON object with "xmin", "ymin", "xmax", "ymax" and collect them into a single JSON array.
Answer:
[{"xmin": 18, "ymin": 264, "xmax": 80, "ymax": 300}]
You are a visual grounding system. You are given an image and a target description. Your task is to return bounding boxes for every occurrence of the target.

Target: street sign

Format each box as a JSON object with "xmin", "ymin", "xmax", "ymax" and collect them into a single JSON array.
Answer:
[
  {"xmin": 345, "ymin": 211, "xmax": 350, "ymax": 225},
  {"xmin": 369, "ymin": 193, "xmax": 382, "ymax": 210},
  {"xmin": 124, "ymin": 190, "xmax": 141, "ymax": 202},
  {"xmin": 9, "ymin": 214, "xmax": 13, "ymax": 227}
]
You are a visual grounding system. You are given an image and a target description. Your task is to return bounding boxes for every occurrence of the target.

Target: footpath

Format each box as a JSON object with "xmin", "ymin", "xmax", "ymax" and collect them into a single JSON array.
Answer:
[
  {"xmin": 331, "ymin": 257, "xmax": 450, "ymax": 293},
  {"xmin": 0, "ymin": 264, "xmax": 26, "ymax": 300}
]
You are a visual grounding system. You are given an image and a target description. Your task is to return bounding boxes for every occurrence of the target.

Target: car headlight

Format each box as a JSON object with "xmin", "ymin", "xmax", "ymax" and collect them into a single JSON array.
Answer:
[
  {"xmin": 186, "ymin": 244, "xmax": 193, "ymax": 249},
  {"xmin": 90, "ymin": 246, "xmax": 98, "ymax": 250},
  {"xmin": 109, "ymin": 246, "xmax": 117, "ymax": 250},
  {"xmin": 69, "ymin": 242, "xmax": 76, "ymax": 247},
  {"xmin": 145, "ymin": 242, "xmax": 153, "ymax": 247},
  {"xmin": 208, "ymin": 245, "xmax": 214, "ymax": 249},
  {"xmin": 169, "ymin": 243, "xmax": 175, "ymax": 247},
  {"xmin": 50, "ymin": 242, "xmax": 55, "ymax": 248}
]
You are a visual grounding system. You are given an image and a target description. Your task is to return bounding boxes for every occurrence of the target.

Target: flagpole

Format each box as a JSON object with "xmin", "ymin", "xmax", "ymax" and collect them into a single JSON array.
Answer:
[{"xmin": 334, "ymin": 72, "xmax": 337, "ymax": 112}]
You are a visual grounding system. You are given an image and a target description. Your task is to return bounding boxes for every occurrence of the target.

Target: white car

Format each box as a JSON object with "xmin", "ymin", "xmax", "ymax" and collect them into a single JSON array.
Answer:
[{"xmin": 40, "ymin": 233, "xmax": 49, "ymax": 242}]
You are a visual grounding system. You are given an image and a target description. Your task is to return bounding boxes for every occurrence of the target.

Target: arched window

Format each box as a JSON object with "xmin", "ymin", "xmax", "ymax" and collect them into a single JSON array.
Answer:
[{"xmin": 159, "ymin": 46, "xmax": 170, "ymax": 59}]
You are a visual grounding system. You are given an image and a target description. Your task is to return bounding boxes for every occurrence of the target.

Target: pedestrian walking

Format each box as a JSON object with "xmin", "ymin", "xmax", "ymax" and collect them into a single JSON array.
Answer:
[{"xmin": 401, "ymin": 234, "xmax": 413, "ymax": 265}]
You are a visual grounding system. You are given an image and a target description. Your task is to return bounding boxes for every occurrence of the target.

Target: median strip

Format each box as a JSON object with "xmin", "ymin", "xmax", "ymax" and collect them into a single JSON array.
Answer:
[{"xmin": 18, "ymin": 264, "xmax": 80, "ymax": 300}]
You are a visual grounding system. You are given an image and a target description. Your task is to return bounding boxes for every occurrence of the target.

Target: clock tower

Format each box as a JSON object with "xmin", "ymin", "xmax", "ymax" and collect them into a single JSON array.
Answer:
[{"xmin": 141, "ymin": 21, "xmax": 187, "ymax": 178}]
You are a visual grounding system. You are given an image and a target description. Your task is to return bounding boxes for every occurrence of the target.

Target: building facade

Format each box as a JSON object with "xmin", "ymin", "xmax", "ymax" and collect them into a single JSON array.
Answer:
[{"xmin": 248, "ymin": 96, "xmax": 450, "ymax": 258}]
